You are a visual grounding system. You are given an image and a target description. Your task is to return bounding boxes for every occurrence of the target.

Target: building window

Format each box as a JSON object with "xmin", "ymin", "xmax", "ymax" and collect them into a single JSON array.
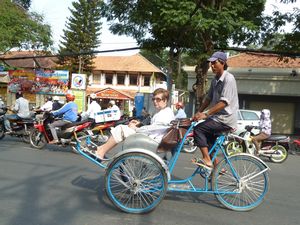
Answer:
[
  {"xmin": 143, "ymin": 75, "xmax": 151, "ymax": 86},
  {"xmin": 130, "ymin": 75, "xmax": 138, "ymax": 85},
  {"xmin": 105, "ymin": 73, "xmax": 113, "ymax": 85},
  {"xmin": 93, "ymin": 74, "xmax": 101, "ymax": 84},
  {"xmin": 117, "ymin": 73, "xmax": 125, "ymax": 85}
]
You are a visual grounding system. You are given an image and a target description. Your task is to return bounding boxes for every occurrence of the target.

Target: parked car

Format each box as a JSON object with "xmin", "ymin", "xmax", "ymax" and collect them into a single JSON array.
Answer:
[{"xmin": 235, "ymin": 109, "xmax": 261, "ymax": 135}]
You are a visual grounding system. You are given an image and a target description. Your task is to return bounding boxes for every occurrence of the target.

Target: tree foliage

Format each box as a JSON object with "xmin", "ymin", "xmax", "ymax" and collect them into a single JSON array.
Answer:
[
  {"xmin": 102, "ymin": 0, "xmax": 266, "ymax": 108},
  {"xmin": 262, "ymin": 0, "xmax": 299, "ymax": 54},
  {"xmin": 58, "ymin": 0, "xmax": 103, "ymax": 74},
  {"xmin": 0, "ymin": 0, "xmax": 52, "ymax": 53}
]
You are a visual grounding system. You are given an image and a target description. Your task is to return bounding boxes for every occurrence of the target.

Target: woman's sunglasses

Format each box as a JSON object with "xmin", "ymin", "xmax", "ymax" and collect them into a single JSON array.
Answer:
[{"xmin": 152, "ymin": 97, "xmax": 164, "ymax": 102}]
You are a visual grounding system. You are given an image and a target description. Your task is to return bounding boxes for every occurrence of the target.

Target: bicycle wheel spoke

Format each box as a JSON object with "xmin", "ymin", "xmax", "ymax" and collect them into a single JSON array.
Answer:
[{"xmin": 212, "ymin": 155, "xmax": 269, "ymax": 211}]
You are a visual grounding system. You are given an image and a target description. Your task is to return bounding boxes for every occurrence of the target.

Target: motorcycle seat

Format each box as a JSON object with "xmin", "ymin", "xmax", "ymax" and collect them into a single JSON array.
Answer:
[
  {"xmin": 62, "ymin": 120, "xmax": 90, "ymax": 129},
  {"xmin": 266, "ymin": 135, "xmax": 289, "ymax": 141}
]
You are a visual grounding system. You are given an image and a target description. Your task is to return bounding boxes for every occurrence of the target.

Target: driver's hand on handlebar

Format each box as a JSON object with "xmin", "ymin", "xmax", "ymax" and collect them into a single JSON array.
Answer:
[{"xmin": 192, "ymin": 112, "xmax": 207, "ymax": 121}]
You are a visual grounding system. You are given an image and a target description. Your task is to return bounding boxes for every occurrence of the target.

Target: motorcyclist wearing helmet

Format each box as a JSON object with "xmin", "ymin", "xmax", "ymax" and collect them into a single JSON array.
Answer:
[
  {"xmin": 4, "ymin": 92, "xmax": 30, "ymax": 133},
  {"xmin": 108, "ymin": 100, "xmax": 121, "ymax": 120},
  {"xmin": 174, "ymin": 102, "xmax": 187, "ymax": 119},
  {"xmin": 48, "ymin": 93, "xmax": 78, "ymax": 144},
  {"xmin": 52, "ymin": 96, "xmax": 62, "ymax": 110},
  {"xmin": 40, "ymin": 96, "xmax": 53, "ymax": 111},
  {"xmin": 252, "ymin": 109, "xmax": 272, "ymax": 155},
  {"xmin": 81, "ymin": 93, "xmax": 101, "ymax": 120}
]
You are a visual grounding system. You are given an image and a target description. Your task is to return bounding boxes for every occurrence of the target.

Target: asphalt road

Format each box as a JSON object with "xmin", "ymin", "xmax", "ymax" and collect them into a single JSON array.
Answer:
[{"xmin": 0, "ymin": 136, "xmax": 299, "ymax": 225}]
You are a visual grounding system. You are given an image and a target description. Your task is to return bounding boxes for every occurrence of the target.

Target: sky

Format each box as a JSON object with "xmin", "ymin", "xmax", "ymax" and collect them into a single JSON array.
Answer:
[{"xmin": 30, "ymin": 0, "xmax": 297, "ymax": 56}]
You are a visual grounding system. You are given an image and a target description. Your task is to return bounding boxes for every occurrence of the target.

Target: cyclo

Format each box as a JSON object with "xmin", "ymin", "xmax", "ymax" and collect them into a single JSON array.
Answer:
[{"xmin": 74, "ymin": 119, "xmax": 270, "ymax": 213}]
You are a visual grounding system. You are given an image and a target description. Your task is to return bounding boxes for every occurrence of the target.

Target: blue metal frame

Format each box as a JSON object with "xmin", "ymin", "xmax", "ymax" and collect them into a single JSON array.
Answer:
[{"xmin": 167, "ymin": 121, "xmax": 240, "ymax": 194}]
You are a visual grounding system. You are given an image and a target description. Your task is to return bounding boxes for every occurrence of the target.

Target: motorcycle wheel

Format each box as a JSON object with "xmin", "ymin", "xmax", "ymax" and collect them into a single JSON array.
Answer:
[
  {"xmin": 225, "ymin": 141, "xmax": 244, "ymax": 156},
  {"xmin": 182, "ymin": 137, "xmax": 197, "ymax": 153},
  {"xmin": 269, "ymin": 144, "xmax": 288, "ymax": 163},
  {"xmin": 30, "ymin": 128, "xmax": 47, "ymax": 149},
  {"xmin": 0, "ymin": 123, "xmax": 5, "ymax": 140},
  {"xmin": 22, "ymin": 128, "xmax": 33, "ymax": 143}
]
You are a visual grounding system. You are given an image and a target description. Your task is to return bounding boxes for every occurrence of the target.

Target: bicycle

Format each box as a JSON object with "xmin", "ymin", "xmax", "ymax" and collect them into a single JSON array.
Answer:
[{"xmin": 74, "ymin": 120, "xmax": 270, "ymax": 213}]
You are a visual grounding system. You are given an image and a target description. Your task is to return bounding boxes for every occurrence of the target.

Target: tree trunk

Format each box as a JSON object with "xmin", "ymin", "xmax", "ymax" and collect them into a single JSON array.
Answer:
[{"xmin": 194, "ymin": 59, "xmax": 209, "ymax": 111}]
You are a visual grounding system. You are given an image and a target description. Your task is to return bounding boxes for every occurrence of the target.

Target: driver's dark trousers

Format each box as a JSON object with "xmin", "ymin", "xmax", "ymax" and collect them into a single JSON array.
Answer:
[{"xmin": 49, "ymin": 120, "xmax": 71, "ymax": 141}]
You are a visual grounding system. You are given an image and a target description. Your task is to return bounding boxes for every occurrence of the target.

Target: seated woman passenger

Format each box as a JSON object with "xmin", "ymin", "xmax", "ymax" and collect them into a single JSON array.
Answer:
[{"xmin": 92, "ymin": 88, "xmax": 175, "ymax": 161}]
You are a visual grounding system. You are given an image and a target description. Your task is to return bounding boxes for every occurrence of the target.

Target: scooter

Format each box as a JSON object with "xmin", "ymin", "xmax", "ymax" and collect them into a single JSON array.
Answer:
[
  {"xmin": 290, "ymin": 137, "xmax": 300, "ymax": 155},
  {"xmin": 226, "ymin": 125, "xmax": 289, "ymax": 163},
  {"xmin": 29, "ymin": 111, "xmax": 92, "ymax": 151},
  {"xmin": 0, "ymin": 107, "xmax": 36, "ymax": 143}
]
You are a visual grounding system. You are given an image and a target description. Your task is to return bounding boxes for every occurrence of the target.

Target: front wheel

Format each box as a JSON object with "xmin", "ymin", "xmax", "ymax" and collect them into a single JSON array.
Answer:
[
  {"xmin": 182, "ymin": 137, "xmax": 197, "ymax": 153},
  {"xmin": 30, "ymin": 128, "xmax": 47, "ymax": 149},
  {"xmin": 22, "ymin": 127, "xmax": 34, "ymax": 143},
  {"xmin": 269, "ymin": 144, "xmax": 288, "ymax": 163},
  {"xmin": 225, "ymin": 141, "xmax": 244, "ymax": 156},
  {"xmin": 212, "ymin": 154, "xmax": 269, "ymax": 211},
  {"xmin": 105, "ymin": 152, "xmax": 167, "ymax": 213}
]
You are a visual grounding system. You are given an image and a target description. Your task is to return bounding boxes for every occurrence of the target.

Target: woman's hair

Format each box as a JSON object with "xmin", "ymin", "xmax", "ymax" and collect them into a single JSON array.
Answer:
[{"xmin": 153, "ymin": 88, "xmax": 169, "ymax": 101}]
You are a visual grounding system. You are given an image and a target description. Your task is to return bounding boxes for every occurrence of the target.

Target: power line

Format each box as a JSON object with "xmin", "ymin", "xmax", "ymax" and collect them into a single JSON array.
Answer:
[{"xmin": 0, "ymin": 46, "xmax": 299, "ymax": 61}]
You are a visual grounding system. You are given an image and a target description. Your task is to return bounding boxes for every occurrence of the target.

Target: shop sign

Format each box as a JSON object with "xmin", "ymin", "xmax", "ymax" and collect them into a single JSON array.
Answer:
[
  {"xmin": 95, "ymin": 88, "xmax": 132, "ymax": 100},
  {"xmin": 71, "ymin": 73, "xmax": 86, "ymax": 90},
  {"xmin": 8, "ymin": 70, "xmax": 69, "ymax": 94}
]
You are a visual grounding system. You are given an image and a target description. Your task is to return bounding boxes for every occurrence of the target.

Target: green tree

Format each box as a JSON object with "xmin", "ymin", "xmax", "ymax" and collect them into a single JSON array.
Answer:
[
  {"xmin": 58, "ymin": 0, "xmax": 103, "ymax": 74},
  {"xmin": 262, "ymin": 0, "xmax": 299, "ymax": 54},
  {"xmin": 102, "ymin": 0, "xmax": 266, "ymax": 109},
  {"xmin": 0, "ymin": 0, "xmax": 52, "ymax": 53},
  {"xmin": 13, "ymin": 0, "xmax": 31, "ymax": 10}
]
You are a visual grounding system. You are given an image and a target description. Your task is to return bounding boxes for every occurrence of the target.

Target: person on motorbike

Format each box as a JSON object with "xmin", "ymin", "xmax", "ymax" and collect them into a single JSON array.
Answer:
[
  {"xmin": 81, "ymin": 93, "xmax": 101, "ymax": 120},
  {"xmin": 90, "ymin": 88, "xmax": 175, "ymax": 161},
  {"xmin": 4, "ymin": 92, "xmax": 31, "ymax": 133},
  {"xmin": 192, "ymin": 51, "xmax": 239, "ymax": 170},
  {"xmin": 48, "ymin": 93, "xmax": 78, "ymax": 144},
  {"xmin": 108, "ymin": 100, "xmax": 121, "ymax": 119},
  {"xmin": 36, "ymin": 96, "xmax": 53, "ymax": 121},
  {"xmin": 52, "ymin": 96, "xmax": 62, "ymax": 110},
  {"xmin": 252, "ymin": 109, "xmax": 272, "ymax": 155},
  {"xmin": 174, "ymin": 102, "xmax": 187, "ymax": 119}
]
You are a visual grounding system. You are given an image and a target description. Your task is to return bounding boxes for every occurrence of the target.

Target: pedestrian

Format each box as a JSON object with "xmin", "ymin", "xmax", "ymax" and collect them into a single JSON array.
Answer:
[
  {"xmin": 174, "ymin": 102, "xmax": 187, "ymax": 119},
  {"xmin": 192, "ymin": 51, "xmax": 239, "ymax": 171}
]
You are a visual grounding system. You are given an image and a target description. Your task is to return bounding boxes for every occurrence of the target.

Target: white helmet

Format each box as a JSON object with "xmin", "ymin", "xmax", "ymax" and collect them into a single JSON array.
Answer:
[
  {"xmin": 109, "ymin": 100, "xmax": 115, "ymax": 105},
  {"xmin": 53, "ymin": 96, "xmax": 60, "ymax": 101},
  {"xmin": 90, "ymin": 93, "xmax": 97, "ymax": 99}
]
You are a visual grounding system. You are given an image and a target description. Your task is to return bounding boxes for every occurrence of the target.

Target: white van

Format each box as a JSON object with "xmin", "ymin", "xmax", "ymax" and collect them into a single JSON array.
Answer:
[{"xmin": 236, "ymin": 109, "xmax": 261, "ymax": 135}]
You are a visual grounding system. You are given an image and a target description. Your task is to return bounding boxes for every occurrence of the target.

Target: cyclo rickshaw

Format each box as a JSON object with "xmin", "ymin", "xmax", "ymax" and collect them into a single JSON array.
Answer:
[{"xmin": 73, "ymin": 119, "xmax": 270, "ymax": 213}]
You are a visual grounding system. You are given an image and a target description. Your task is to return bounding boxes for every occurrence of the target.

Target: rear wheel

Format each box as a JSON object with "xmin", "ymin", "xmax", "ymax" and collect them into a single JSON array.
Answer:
[
  {"xmin": 0, "ymin": 123, "xmax": 5, "ymax": 140},
  {"xmin": 105, "ymin": 152, "xmax": 167, "ymax": 213},
  {"xmin": 30, "ymin": 128, "xmax": 47, "ymax": 149},
  {"xmin": 212, "ymin": 155, "xmax": 269, "ymax": 211},
  {"xmin": 22, "ymin": 127, "xmax": 33, "ymax": 143},
  {"xmin": 269, "ymin": 144, "xmax": 288, "ymax": 163}
]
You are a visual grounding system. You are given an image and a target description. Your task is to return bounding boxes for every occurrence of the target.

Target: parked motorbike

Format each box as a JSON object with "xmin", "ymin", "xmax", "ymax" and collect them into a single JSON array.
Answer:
[
  {"xmin": 290, "ymin": 137, "xmax": 300, "ymax": 155},
  {"xmin": 29, "ymin": 111, "xmax": 92, "ymax": 151},
  {"xmin": 225, "ymin": 125, "xmax": 289, "ymax": 163},
  {"xmin": 0, "ymin": 107, "xmax": 35, "ymax": 143}
]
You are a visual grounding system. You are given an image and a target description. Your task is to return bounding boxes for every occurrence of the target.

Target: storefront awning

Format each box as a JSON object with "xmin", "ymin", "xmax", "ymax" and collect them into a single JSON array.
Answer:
[{"xmin": 92, "ymin": 87, "xmax": 134, "ymax": 100}]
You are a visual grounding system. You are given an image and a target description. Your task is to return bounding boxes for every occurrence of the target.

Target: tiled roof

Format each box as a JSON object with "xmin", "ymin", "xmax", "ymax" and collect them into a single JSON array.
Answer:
[
  {"xmin": 228, "ymin": 52, "xmax": 300, "ymax": 68},
  {"xmin": 1, "ymin": 51, "xmax": 57, "ymax": 69},
  {"xmin": 93, "ymin": 53, "xmax": 163, "ymax": 73}
]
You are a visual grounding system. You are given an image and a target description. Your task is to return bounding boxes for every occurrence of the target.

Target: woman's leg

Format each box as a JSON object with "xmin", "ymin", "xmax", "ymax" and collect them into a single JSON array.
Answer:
[
  {"xmin": 252, "ymin": 132, "xmax": 269, "ymax": 154},
  {"xmin": 95, "ymin": 136, "xmax": 117, "ymax": 159}
]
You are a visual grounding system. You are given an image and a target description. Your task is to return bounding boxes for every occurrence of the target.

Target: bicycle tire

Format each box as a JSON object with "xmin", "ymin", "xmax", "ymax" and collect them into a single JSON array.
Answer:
[
  {"xmin": 212, "ymin": 154, "xmax": 269, "ymax": 211},
  {"xmin": 105, "ymin": 152, "xmax": 167, "ymax": 214}
]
